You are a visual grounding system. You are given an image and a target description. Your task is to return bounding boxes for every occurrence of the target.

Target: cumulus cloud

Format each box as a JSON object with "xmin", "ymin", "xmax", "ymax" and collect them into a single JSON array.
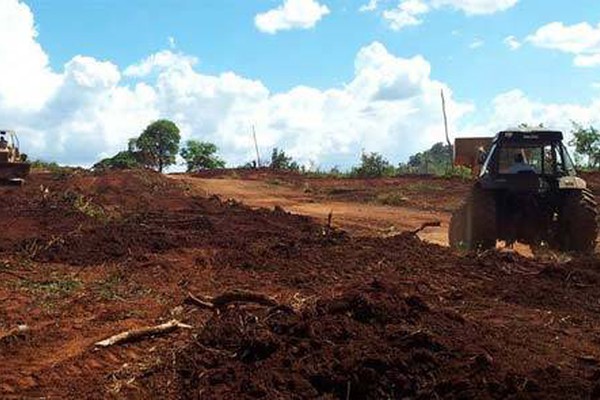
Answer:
[
  {"xmin": 377, "ymin": 0, "xmax": 518, "ymax": 31},
  {"xmin": 5, "ymin": 0, "xmax": 597, "ymax": 171},
  {"xmin": 0, "ymin": 0, "xmax": 474, "ymax": 168},
  {"xmin": 359, "ymin": 0, "xmax": 379, "ymax": 12},
  {"xmin": 527, "ymin": 21, "xmax": 600, "ymax": 67},
  {"xmin": 0, "ymin": 0, "xmax": 61, "ymax": 111},
  {"xmin": 503, "ymin": 35, "xmax": 521, "ymax": 50},
  {"xmin": 462, "ymin": 89, "xmax": 600, "ymax": 146},
  {"xmin": 383, "ymin": 0, "xmax": 430, "ymax": 31},
  {"xmin": 430, "ymin": 0, "xmax": 518, "ymax": 15},
  {"xmin": 254, "ymin": 0, "xmax": 330, "ymax": 34}
]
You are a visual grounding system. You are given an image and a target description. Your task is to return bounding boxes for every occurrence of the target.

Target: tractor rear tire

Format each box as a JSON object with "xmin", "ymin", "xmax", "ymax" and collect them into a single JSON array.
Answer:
[
  {"xmin": 558, "ymin": 190, "xmax": 598, "ymax": 253},
  {"xmin": 449, "ymin": 188, "xmax": 497, "ymax": 251}
]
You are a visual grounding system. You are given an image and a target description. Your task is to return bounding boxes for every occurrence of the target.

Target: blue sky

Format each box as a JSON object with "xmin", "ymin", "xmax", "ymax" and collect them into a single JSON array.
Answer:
[{"xmin": 1, "ymin": 0, "xmax": 600, "ymax": 167}]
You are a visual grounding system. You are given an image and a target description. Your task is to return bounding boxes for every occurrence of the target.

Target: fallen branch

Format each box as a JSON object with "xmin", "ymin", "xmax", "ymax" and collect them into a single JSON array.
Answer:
[
  {"xmin": 95, "ymin": 319, "xmax": 192, "ymax": 348},
  {"xmin": 185, "ymin": 289, "xmax": 279, "ymax": 311},
  {"xmin": 0, "ymin": 324, "xmax": 29, "ymax": 343},
  {"xmin": 185, "ymin": 291, "xmax": 216, "ymax": 310}
]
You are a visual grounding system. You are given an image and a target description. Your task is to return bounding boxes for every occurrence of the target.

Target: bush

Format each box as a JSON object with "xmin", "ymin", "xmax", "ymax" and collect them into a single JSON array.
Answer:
[
  {"xmin": 93, "ymin": 151, "xmax": 142, "ymax": 171},
  {"xmin": 442, "ymin": 165, "xmax": 473, "ymax": 180},
  {"xmin": 351, "ymin": 152, "xmax": 396, "ymax": 178}
]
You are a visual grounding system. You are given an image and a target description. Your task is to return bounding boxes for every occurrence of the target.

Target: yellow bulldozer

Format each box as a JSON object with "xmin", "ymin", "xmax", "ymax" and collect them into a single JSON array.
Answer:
[{"xmin": 0, "ymin": 130, "xmax": 30, "ymax": 185}]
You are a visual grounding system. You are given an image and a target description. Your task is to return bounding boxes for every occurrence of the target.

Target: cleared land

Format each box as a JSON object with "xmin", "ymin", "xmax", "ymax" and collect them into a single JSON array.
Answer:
[{"xmin": 1, "ymin": 169, "xmax": 600, "ymax": 399}]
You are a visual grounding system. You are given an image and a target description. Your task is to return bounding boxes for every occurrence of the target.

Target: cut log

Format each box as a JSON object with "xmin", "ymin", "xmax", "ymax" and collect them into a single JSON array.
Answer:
[{"xmin": 95, "ymin": 319, "xmax": 192, "ymax": 348}]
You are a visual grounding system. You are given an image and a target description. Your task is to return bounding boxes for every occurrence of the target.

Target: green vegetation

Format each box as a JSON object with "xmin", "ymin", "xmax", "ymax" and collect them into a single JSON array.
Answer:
[
  {"xmin": 398, "ymin": 142, "xmax": 453, "ymax": 175},
  {"xmin": 351, "ymin": 152, "xmax": 396, "ymax": 178},
  {"xmin": 17, "ymin": 275, "xmax": 82, "ymax": 298},
  {"xmin": 94, "ymin": 119, "xmax": 181, "ymax": 172},
  {"xmin": 135, "ymin": 119, "xmax": 181, "ymax": 172},
  {"xmin": 180, "ymin": 140, "xmax": 226, "ymax": 172},
  {"xmin": 269, "ymin": 148, "xmax": 299, "ymax": 170},
  {"xmin": 93, "ymin": 150, "xmax": 142, "ymax": 171},
  {"xmin": 569, "ymin": 123, "xmax": 600, "ymax": 169}
]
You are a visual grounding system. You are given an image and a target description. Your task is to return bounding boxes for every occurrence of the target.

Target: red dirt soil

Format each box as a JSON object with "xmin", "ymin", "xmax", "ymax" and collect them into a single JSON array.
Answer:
[{"xmin": 1, "ymin": 169, "xmax": 600, "ymax": 399}]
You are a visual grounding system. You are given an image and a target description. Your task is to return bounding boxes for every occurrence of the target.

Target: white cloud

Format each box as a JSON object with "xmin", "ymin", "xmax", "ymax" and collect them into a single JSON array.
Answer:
[
  {"xmin": 255, "ymin": 0, "xmax": 330, "ymax": 34},
  {"xmin": 383, "ymin": 0, "xmax": 430, "ymax": 31},
  {"xmin": 0, "ymin": 1, "xmax": 473, "ymax": 168},
  {"xmin": 430, "ymin": 0, "xmax": 518, "ymax": 15},
  {"xmin": 469, "ymin": 38, "xmax": 484, "ymax": 49},
  {"xmin": 359, "ymin": 0, "xmax": 379, "ymax": 12},
  {"xmin": 124, "ymin": 51, "xmax": 198, "ymax": 78},
  {"xmin": 503, "ymin": 35, "xmax": 521, "ymax": 50},
  {"xmin": 5, "ymin": 0, "xmax": 599, "ymax": 172},
  {"xmin": 527, "ymin": 21, "xmax": 600, "ymax": 67},
  {"xmin": 0, "ymin": 0, "xmax": 61, "ymax": 111},
  {"xmin": 379, "ymin": 0, "xmax": 518, "ymax": 30},
  {"xmin": 462, "ymin": 89, "xmax": 600, "ymax": 145}
]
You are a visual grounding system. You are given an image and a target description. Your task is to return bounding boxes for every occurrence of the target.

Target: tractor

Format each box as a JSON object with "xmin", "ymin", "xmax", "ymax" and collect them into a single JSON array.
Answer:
[
  {"xmin": 0, "ymin": 130, "xmax": 30, "ymax": 185},
  {"xmin": 450, "ymin": 129, "xmax": 598, "ymax": 253}
]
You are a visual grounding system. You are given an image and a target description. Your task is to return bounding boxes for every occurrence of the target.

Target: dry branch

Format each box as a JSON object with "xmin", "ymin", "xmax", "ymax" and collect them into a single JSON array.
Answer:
[
  {"xmin": 185, "ymin": 291, "xmax": 216, "ymax": 310},
  {"xmin": 185, "ymin": 289, "xmax": 279, "ymax": 311},
  {"xmin": 95, "ymin": 319, "xmax": 192, "ymax": 348}
]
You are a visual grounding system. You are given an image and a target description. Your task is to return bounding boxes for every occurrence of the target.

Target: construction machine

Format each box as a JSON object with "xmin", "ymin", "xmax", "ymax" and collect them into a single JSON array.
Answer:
[
  {"xmin": 450, "ymin": 129, "xmax": 598, "ymax": 253},
  {"xmin": 0, "ymin": 130, "xmax": 30, "ymax": 185}
]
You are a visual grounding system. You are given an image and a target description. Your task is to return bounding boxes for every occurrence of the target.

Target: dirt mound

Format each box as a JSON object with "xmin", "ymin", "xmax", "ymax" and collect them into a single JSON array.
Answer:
[{"xmin": 170, "ymin": 275, "xmax": 593, "ymax": 399}]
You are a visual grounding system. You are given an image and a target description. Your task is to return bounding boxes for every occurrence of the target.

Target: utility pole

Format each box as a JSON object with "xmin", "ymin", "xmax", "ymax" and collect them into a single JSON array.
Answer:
[
  {"xmin": 252, "ymin": 125, "xmax": 261, "ymax": 168},
  {"xmin": 440, "ymin": 89, "xmax": 451, "ymax": 148}
]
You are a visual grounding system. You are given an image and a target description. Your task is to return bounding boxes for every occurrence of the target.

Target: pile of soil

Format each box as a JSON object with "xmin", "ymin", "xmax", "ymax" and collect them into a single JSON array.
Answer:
[{"xmin": 1, "ymin": 169, "xmax": 600, "ymax": 399}]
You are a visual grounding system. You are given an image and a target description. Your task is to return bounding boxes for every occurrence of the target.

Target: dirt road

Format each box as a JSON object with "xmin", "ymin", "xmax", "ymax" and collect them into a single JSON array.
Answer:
[{"xmin": 171, "ymin": 176, "xmax": 450, "ymax": 245}]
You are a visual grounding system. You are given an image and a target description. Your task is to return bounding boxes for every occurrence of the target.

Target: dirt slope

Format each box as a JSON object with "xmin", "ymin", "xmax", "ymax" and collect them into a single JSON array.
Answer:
[
  {"xmin": 1, "ymin": 169, "xmax": 600, "ymax": 399},
  {"xmin": 170, "ymin": 173, "xmax": 459, "ymax": 245}
]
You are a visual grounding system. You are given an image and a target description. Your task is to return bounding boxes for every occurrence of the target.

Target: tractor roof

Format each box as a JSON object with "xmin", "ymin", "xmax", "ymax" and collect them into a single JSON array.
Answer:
[{"xmin": 493, "ymin": 129, "xmax": 563, "ymax": 144}]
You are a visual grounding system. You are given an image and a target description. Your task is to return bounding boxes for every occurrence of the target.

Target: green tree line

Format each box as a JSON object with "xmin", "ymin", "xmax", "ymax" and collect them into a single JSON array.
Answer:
[{"xmin": 95, "ymin": 119, "xmax": 600, "ymax": 176}]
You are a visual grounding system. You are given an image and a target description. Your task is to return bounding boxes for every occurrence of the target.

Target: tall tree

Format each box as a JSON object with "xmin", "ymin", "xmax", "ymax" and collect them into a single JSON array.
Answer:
[
  {"xmin": 136, "ymin": 120, "xmax": 181, "ymax": 172},
  {"xmin": 180, "ymin": 140, "xmax": 226, "ymax": 172}
]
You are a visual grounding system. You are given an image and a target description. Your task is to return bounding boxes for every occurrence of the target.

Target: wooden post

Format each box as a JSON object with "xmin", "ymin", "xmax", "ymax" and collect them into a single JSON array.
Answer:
[
  {"xmin": 441, "ymin": 89, "xmax": 451, "ymax": 148},
  {"xmin": 441, "ymin": 89, "xmax": 453, "ymax": 171},
  {"xmin": 252, "ymin": 125, "xmax": 261, "ymax": 168}
]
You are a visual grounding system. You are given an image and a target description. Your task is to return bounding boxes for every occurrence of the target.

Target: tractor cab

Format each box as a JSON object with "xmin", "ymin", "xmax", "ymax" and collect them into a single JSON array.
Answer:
[{"xmin": 478, "ymin": 130, "xmax": 584, "ymax": 192}]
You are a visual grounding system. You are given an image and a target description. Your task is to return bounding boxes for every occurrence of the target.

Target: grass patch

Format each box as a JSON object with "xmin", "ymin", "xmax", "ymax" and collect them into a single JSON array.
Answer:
[
  {"xmin": 17, "ymin": 275, "xmax": 82, "ymax": 298},
  {"xmin": 405, "ymin": 182, "xmax": 444, "ymax": 192},
  {"xmin": 95, "ymin": 271, "xmax": 126, "ymax": 301},
  {"xmin": 376, "ymin": 192, "xmax": 410, "ymax": 206}
]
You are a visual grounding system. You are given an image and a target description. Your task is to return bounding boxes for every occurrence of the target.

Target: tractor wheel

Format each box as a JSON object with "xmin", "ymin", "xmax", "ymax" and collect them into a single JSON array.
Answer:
[
  {"xmin": 558, "ymin": 190, "xmax": 598, "ymax": 253},
  {"xmin": 449, "ymin": 188, "xmax": 497, "ymax": 251}
]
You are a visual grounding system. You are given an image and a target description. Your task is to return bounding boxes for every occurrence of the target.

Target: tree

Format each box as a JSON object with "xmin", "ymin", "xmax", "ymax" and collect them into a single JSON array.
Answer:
[
  {"xmin": 136, "ymin": 120, "xmax": 181, "ymax": 172},
  {"xmin": 180, "ymin": 140, "xmax": 226, "ymax": 172},
  {"xmin": 351, "ymin": 152, "xmax": 395, "ymax": 178},
  {"xmin": 405, "ymin": 142, "xmax": 452, "ymax": 174},
  {"xmin": 569, "ymin": 123, "xmax": 600, "ymax": 169},
  {"xmin": 270, "ymin": 148, "xmax": 299, "ymax": 170}
]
